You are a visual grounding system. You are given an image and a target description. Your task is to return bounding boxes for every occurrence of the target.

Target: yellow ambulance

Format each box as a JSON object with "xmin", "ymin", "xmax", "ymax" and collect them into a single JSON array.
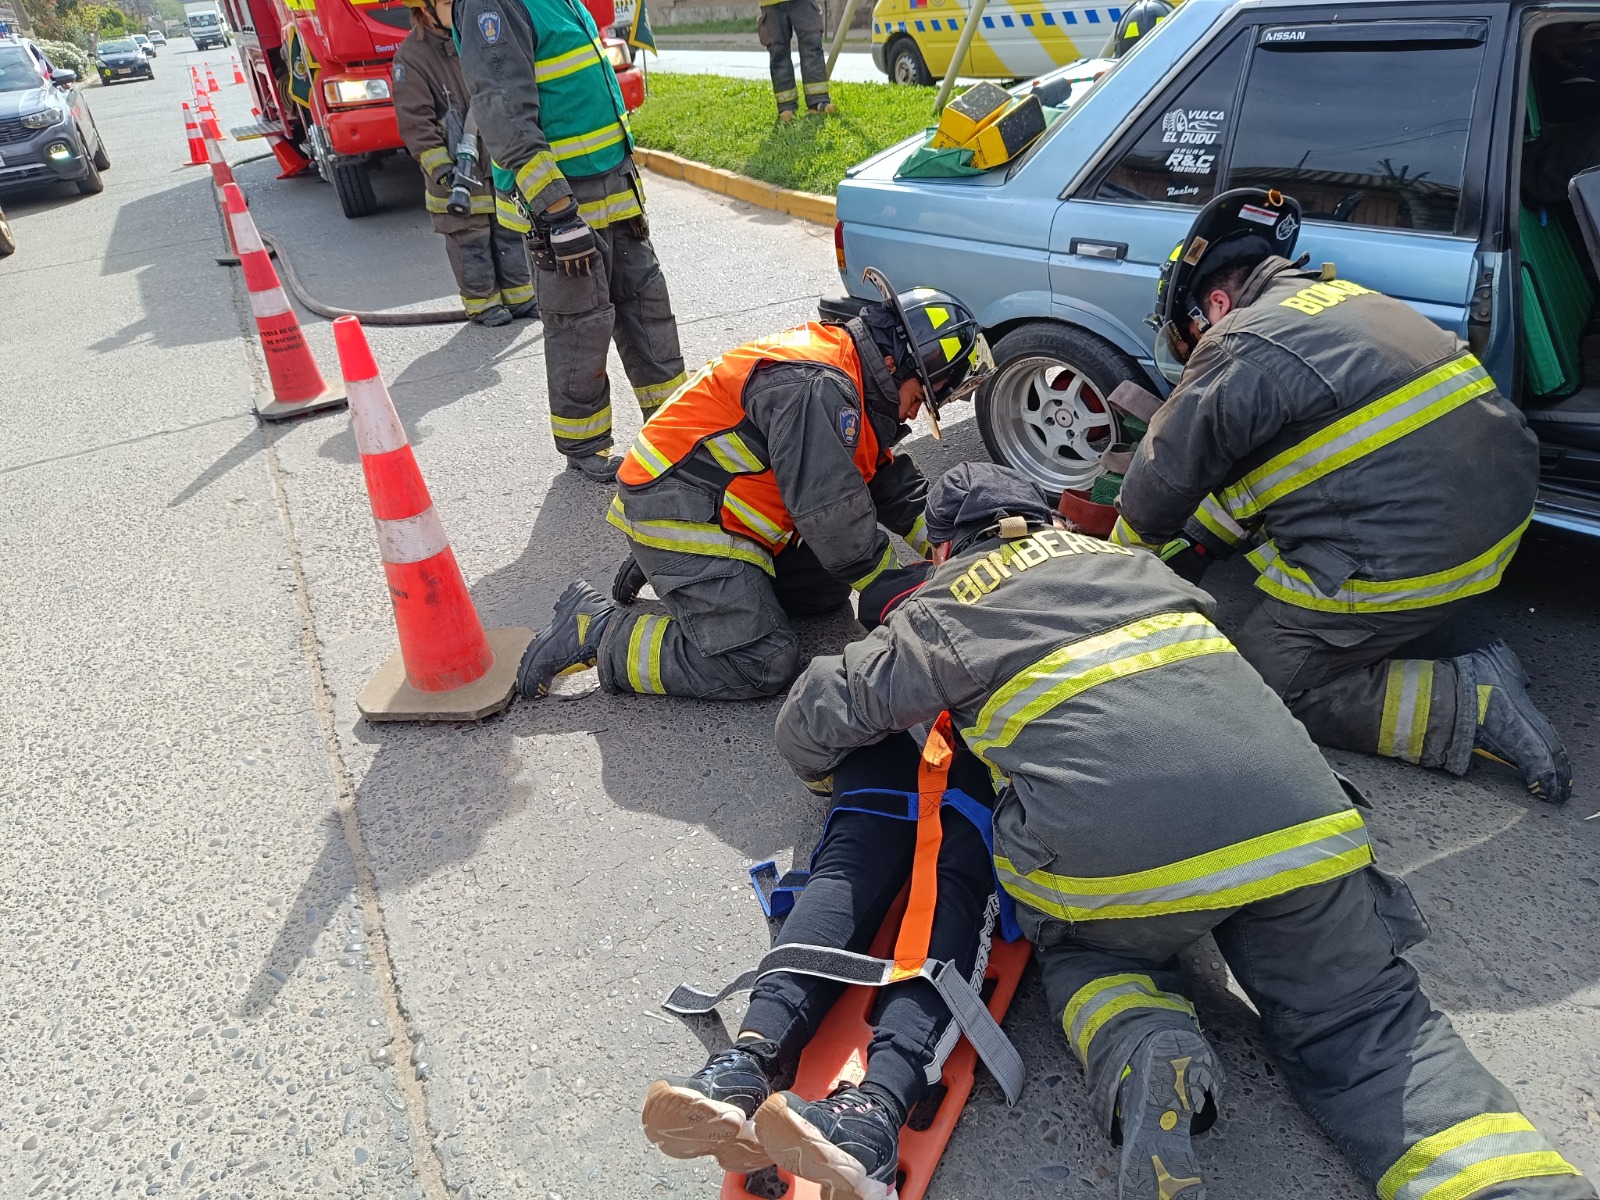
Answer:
[{"xmin": 871, "ymin": 0, "xmax": 1122, "ymax": 83}]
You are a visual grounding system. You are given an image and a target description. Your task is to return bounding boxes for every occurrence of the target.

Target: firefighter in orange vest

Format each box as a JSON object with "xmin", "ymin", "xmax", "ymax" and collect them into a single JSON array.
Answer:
[{"xmin": 516, "ymin": 268, "xmax": 995, "ymax": 702}]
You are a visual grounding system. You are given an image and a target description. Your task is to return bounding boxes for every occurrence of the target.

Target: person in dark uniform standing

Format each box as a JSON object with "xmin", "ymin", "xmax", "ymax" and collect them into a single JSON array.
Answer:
[
  {"xmin": 392, "ymin": 0, "xmax": 536, "ymax": 326},
  {"xmin": 760, "ymin": 0, "xmax": 832, "ymax": 121},
  {"xmin": 453, "ymin": 0, "xmax": 686, "ymax": 479},
  {"xmin": 1112, "ymin": 188, "xmax": 1572, "ymax": 803},
  {"xmin": 773, "ymin": 460, "xmax": 1596, "ymax": 1200}
]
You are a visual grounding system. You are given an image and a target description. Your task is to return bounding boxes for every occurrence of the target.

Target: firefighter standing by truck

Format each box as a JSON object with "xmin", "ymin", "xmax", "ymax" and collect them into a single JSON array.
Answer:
[
  {"xmin": 453, "ymin": 0, "xmax": 686, "ymax": 481},
  {"xmin": 392, "ymin": 0, "xmax": 537, "ymax": 326},
  {"xmin": 772, "ymin": 459, "xmax": 1596, "ymax": 1200},
  {"xmin": 514, "ymin": 269, "xmax": 994, "ymax": 703},
  {"xmin": 1110, "ymin": 188, "xmax": 1574, "ymax": 804},
  {"xmin": 759, "ymin": 0, "xmax": 833, "ymax": 121}
]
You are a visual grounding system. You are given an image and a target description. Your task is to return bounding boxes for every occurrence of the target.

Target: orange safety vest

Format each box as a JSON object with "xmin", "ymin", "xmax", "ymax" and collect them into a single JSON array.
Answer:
[{"xmin": 615, "ymin": 324, "xmax": 882, "ymax": 559}]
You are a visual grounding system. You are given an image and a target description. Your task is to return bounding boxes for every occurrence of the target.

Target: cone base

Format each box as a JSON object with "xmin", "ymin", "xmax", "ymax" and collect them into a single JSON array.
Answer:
[
  {"xmin": 255, "ymin": 384, "xmax": 348, "ymax": 422},
  {"xmin": 358, "ymin": 626, "xmax": 534, "ymax": 722}
]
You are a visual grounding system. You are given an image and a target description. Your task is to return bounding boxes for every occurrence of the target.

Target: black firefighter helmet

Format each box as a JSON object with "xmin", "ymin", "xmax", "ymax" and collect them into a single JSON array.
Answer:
[
  {"xmin": 1112, "ymin": 0, "xmax": 1174, "ymax": 57},
  {"xmin": 1147, "ymin": 187, "xmax": 1302, "ymax": 382},
  {"xmin": 862, "ymin": 266, "xmax": 995, "ymax": 440}
]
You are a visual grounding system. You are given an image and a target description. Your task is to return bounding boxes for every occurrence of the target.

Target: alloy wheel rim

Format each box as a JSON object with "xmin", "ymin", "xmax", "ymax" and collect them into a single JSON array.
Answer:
[{"xmin": 986, "ymin": 355, "xmax": 1119, "ymax": 493}]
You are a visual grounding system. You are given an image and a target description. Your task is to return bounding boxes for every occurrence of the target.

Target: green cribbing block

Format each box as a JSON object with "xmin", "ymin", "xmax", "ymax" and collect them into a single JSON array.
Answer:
[{"xmin": 1090, "ymin": 472, "xmax": 1125, "ymax": 506}]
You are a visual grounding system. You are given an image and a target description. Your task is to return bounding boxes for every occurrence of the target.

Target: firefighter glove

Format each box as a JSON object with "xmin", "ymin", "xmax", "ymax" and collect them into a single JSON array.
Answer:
[
  {"xmin": 612, "ymin": 554, "xmax": 647, "ymax": 605},
  {"xmin": 543, "ymin": 207, "xmax": 598, "ymax": 276},
  {"xmin": 1158, "ymin": 536, "xmax": 1211, "ymax": 584}
]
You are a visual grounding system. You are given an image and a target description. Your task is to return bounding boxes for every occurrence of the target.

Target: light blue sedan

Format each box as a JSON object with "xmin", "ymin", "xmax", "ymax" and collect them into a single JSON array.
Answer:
[{"xmin": 823, "ymin": 0, "xmax": 1600, "ymax": 537}]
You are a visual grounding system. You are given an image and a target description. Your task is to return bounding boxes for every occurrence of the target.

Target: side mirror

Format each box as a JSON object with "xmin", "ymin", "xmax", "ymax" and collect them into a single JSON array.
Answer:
[{"xmin": 51, "ymin": 68, "xmax": 78, "ymax": 84}]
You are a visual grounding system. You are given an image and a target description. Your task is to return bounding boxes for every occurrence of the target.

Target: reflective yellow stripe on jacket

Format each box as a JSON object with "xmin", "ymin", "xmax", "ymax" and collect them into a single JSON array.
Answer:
[
  {"xmin": 425, "ymin": 192, "xmax": 496, "ymax": 216},
  {"xmin": 1246, "ymin": 514, "xmax": 1531, "ymax": 613},
  {"xmin": 576, "ymin": 185, "xmax": 642, "ymax": 229},
  {"xmin": 995, "ymin": 809, "xmax": 1373, "ymax": 923},
  {"xmin": 1378, "ymin": 1113, "xmax": 1584, "ymax": 1200},
  {"xmin": 1218, "ymin": 353, "xmax": 1494, "ymax": 522},
  {"xmin": 607, "ymin": 495, "xmax": 776, "ymax": 574},
  {"xmin": 551, "ymin": 119, "xmax": 629, "ymax": 164},
  {"xmin": 418, "ymin": 145, "xmax": 453, "ymax": 177},
  {"xmin": 534, "ymin": 37, "xmax": 607, "ymax": 83},
  {"xmin": 964, "ymin": 611, "xmax": 1233, "ymax": 763}
]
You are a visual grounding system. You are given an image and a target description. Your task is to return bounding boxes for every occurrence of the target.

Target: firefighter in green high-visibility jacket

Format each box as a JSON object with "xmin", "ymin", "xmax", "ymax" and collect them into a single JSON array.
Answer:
[
  {"xmin": 454, "ymin": 0, "xmax": 687, "ymax": 481},
  {"xmin": 1114, "ymin": 188, "xmax": 1572, "ymax": 804}
]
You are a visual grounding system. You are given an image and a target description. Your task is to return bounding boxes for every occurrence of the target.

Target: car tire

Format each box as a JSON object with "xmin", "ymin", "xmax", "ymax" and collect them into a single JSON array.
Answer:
[
  {"xmin": 92, "ymin": 134, "xmax": 110, "ymax": 172},
  {"xmin": 75, "ymin": 149, "xmax": 105, "ymax": 196},
  {"xmin": 330, "ymin": 159, "xmax": 378, "ymax": 218},
  {"xmin": 0, "ymin": 210, "xmax": 16, "ymax": 257},
  {"xmin": 886, "ymin": 36, "xmax": 932, "ymax": 86},
  {"xmin": 975, "ymin": 321, "xmax": 1147, "ymax": 498}
]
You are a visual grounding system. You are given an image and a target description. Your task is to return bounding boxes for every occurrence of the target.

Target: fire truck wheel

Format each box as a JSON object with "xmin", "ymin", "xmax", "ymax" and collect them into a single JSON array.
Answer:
[{"xmin": 331, "ymin": 160, "xmax": 377, "ymax": 219}]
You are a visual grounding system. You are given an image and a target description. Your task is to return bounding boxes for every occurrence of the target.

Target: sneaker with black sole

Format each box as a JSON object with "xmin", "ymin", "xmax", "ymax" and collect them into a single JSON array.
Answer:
[
  {"xmin": 1462, "ymin": 640, "xmax": 1573, "ymax": 803},
  {"xmin": 471, "ymin": 304, "xmax": 513, "ymax": 327},
  {"xmin": 754, "ymin": 1086, "xmax": 900, "ymax": 1200},
  {"xmin": 566, "ymin": 449, "xmax": 619, "ymax": 482},
  {"xmin": 1115, "ymin": 1029, "xmax": 1218, "ymax": 1200},
  {"xmin": 642, "ymin": 1042, "xmax": 777, "ymax": 1174},
  {"xmin": 516, "ymin": 581, "xmax": 614, "ymax": 698}
]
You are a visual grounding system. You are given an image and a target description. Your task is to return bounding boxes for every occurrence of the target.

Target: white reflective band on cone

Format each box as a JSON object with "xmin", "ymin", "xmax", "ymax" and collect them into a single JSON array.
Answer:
[
  {"xmin": 207, "ymin": 139, "xmax": 222, "ymax": 163},
  {"xmin": 249, "ymin": 285, "xmax": 292, "ymax": 319},
  {"xmin": 349, "ymin": 376, "xmax": 408, "ymax": 455},
  {"xmin": 375, "ymin": 507, "xmax": 449, "ymax": 565},
  {"xmin": 230, "ymin": 211, "xmax": 264, "ymax": 254}
]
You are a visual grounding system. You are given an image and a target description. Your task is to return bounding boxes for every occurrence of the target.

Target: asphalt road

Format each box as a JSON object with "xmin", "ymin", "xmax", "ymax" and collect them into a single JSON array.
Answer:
[{"xmin": 2, "ymin": 41, "xmax": 1599, "ymax": 1200}]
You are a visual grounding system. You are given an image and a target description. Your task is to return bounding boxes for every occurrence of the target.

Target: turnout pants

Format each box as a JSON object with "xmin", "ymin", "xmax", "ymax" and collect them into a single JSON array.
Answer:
[
  {"xmin": 534, "ymin": 166, "xmax": 686, "ymax": 458},
  {"xmin": 599, "ymin": 538, "xmax": 850, "ymax": 700},
  {"xmin": 742, "ymin": 735, "xmax": 999, "ymax": 1116},
  {"xmin": 759, "ymin": 0, "xmax": 831, "ymax": 115},
  {"xmin": 1037, "ymin": 869, "xmax": 1593, "ymax": 1198},
  {"xmin": 437, "ymin": 212, "xmax": 536, "ymax": 317},
  {"xmin": 1232, "ymin": 597, "xmax": 1480, "ymax": 775}
]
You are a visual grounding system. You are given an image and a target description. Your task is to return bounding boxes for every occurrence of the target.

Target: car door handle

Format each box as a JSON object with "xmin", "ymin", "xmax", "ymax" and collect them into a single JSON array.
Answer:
[{"xmin": 1070, "ymin": 238, "xmax": 1128, "ymax": 261}]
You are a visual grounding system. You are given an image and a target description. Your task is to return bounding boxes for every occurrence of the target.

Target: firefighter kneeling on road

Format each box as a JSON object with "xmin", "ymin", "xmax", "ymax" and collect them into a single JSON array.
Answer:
[
  {"xmin": 515, "ymin": 269, "xmax": 995, "ymax": 703},
  {"xmin": 772, "ymin": 460, "xmax": 1596, "ymax": 1200},
  {"xmin": 392, "ymin": 0, "xmax": 536, "ymax": 326},
  {"xmin": 455, "ymin": 0, "xmax": 687, "ymax": 481},
  {"xmin": 1112, "ymin": 188, "xmax": 1573, "ymax": 803}
]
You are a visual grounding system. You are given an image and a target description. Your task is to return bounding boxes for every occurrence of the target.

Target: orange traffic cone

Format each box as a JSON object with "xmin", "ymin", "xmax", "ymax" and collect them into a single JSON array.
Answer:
[
  {"xmin": 206, "ymin": 64, "xmax": 220, "ymax": 93},
  {"xmin": 221, "ymin": 183, "xmax": 347, "ymax": 422},
  {"xmin": 231, "ymin": 56, "xmax": 245, "ymax": 85},
  {"xmin": 198, "ymin": 93, "xmax": 222, "ymax": 141},
  {"xmin": 333, "ymin": 315, "xmax": 531, "ymax": 721},
  {"xmin": 182, "ymin": 102, "xmax": 206, "ymax": 166},
  {"xmin": 269, "ymin": 137, "xmax": 313, "ymax": 179},
  {"xmin": 190, "ymin": 65, "xmax": 202, "ymax": 93},
  {"xmin": 207, "ymin": 138, "xmax": 236, "ymax": 233}
]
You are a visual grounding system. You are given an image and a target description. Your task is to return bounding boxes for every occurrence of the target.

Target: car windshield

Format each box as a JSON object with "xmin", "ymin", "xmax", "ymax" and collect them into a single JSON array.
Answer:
[
  {"xmin": 99, "ymin": 40, "xmax": 137, "ymax": 53},
  {"xmin": 0, "ymin": 45, "xmax": 43, "ymax": 90},
  {"xmin": 132, "ymin": 35, "xmax": 148, "ymax": 42}
]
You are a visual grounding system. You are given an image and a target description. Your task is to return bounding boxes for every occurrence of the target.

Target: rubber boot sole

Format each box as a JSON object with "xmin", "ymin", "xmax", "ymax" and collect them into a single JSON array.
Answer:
[
  {"xmin": 1117, "ymin": 1029, "xmax": 1216, "ymax": 1200},
  {"xmin": 516, "ymin": 581, "xmax": 603, "ymax": 698},
  {"xmin": 1473, "ymin": 641, "xmax": 1572, "ymax": 804},
  {"xmin": 753, "ymin": 1093, "xmax": 896, "ymax": 1200},
  {"xmin": 642, "ymin": 1079, "xmax": 771, "ymax": 1174}
]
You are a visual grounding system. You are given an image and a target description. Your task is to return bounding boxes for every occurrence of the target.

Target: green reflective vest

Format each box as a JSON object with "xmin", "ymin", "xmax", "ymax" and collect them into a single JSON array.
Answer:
[{"xmin": 487, "ymin": 0, "xmax": 630, "ymax": 196}]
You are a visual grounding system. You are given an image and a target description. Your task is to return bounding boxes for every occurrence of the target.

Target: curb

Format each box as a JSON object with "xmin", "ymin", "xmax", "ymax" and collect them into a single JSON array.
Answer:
[{"xmin": 634, "ymin": 147, "xmax": 836, "ymax": 228}]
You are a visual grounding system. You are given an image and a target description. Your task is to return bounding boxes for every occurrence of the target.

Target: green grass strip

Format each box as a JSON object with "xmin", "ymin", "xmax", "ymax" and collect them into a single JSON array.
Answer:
[{"xmin": 631, "ymin": 73, "xmax": 939, "ymax": 195}]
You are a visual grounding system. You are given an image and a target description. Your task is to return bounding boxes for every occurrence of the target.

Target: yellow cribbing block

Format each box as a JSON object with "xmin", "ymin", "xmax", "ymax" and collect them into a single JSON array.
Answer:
[
  {"xmin": 932, "ymin": 81, "xmax": 1012, "ymax": 149},
  {"xmin": 969, "ymin": 94, "xmax": 1047, "ymax": 170}
]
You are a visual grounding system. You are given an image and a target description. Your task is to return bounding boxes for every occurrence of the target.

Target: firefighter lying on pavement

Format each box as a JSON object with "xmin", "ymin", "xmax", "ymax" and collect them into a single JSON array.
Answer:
[
  {"xmin": 393, "ymin": 0, "xmax": 537, "ymax": 327},
  {"xmin": 1112, "ymin": 188, "xmax": 1573, "ymax": 803},
  {"xmin": 642, "ymin": 725, "xmax": 1011, "ymax": 1199},
  {"xmin": 454, "ymin": 0, "xmax": 687, "ymax": 480},
  {"xmin": 772, "ymin": 460, "xmax": 1595, "ymax": 1200},
  {"xmin": 514, "ymin": 269, "xmax": 996, "ymax": 703}
]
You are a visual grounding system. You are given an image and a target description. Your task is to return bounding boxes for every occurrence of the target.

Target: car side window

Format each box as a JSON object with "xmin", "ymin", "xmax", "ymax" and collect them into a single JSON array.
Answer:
[
  {"xmin": 1224, "ymin": 26, "xmax": 1487, "ymax": 233},
  {"xmin": 1095, "ymin": 32, "xmax": 1248, "ymax": 208}
]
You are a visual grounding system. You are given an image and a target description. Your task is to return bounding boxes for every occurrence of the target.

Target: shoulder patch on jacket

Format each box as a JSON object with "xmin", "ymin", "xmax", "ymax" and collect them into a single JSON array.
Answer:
[
  {"xmin": 836, "ymin": 407, "xmax": 860, "ymax": 448},
  {"xmin": 392, "ymin": 62, "xmax": 407, "ymax": 83},
  {"xmin": 476, "ymin": 11, "xmax": 502, "ymax": 43}
]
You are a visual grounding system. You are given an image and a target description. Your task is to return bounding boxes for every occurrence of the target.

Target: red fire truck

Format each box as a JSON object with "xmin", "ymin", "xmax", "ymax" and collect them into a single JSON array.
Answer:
[{"xmin": 221, "ymin": 0, "xmax": 645, "ymax": 218}]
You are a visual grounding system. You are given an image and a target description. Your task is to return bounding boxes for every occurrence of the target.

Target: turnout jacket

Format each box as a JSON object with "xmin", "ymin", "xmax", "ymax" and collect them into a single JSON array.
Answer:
[
  {"xmin": 776, "ymin": 526, "xmax": 1371, "ymax": 939},
  {"xmin": 609, "ymin": 320, "xmax": 930, "ymax": 589},
  {"xmin": 454, "ymin": 0, "xmax": 641, "ymax": 231},
  {"xmin": 392, "ymin": 20, "xmax": 494, "ymax": 230},
  {"xmin": 1115, "ymin": 258, "xmax": 1540, "ymax": 614}
]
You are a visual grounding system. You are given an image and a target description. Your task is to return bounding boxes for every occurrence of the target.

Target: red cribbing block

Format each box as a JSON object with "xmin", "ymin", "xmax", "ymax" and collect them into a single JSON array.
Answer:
[{"xmin": 722, "ymin": 890, "xmax": 1032, "ymax": 1200}]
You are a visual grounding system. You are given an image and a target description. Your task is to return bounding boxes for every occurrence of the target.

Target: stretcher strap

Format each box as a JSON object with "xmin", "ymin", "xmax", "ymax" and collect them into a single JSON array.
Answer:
[
  {"xmin": 893, "ymin": 712, "xmax": 953, "ymax": 979},
  {"xmin": 662, "ymin": 941, "xmax": 1026, "ymax": 1105}
]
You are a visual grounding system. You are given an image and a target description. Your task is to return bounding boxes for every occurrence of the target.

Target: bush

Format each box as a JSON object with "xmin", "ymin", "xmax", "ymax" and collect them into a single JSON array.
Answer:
[{"xmin": 35, "ymin": 40, "xmax": 92, "ymax": 77}]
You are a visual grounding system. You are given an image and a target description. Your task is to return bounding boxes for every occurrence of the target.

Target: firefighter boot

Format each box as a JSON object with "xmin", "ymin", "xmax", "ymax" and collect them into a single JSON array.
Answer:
[
  {"xmin": 755, "ymin": 1085, "xmax": 901, "ymax": 1200},
  {"xmin": 516, "ymin": 581, "xmax": 615, "ymax": 698},
  {"xmin": 1463, "ymin": 640, "xmax": 1573, "ymax": 803},
  {"xmin": 1115, "ymin": 1029, "xmax": 1219, "ymax": 1200},
  {"xmin": 472, "ymin": 304, "xmax": 514, "ymax": 327},
  {"xmin": 643, "ymin": 1041, "xmax": 779, "ymax": 1173},
  {"xmin": 510, "ymin": 297, "xmax": 540, "ymax": 321},
  {"xmin": 566, "ymin": 448, "xmax": 620, "ymax": 482}
]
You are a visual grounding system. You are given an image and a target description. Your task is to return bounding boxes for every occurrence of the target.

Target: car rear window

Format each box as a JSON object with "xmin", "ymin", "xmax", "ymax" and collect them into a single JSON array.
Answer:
[{"xmin": 1224, "ymin": 30, "xmax": 1485, "ymax": 233}]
